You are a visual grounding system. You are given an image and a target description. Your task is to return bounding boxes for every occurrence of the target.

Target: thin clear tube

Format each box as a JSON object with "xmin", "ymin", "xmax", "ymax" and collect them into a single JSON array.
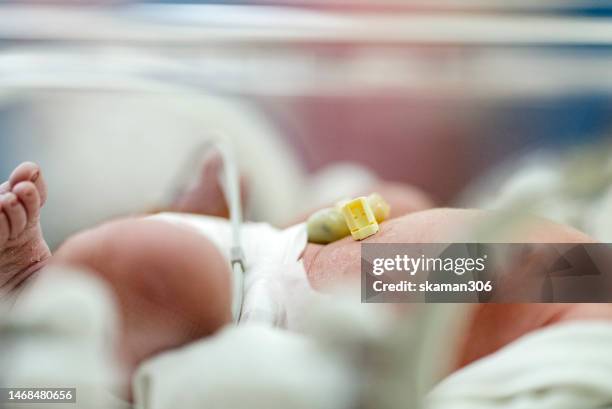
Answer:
[{"xmin": 214, "ymin": 143, "xmax": 246, "ymax": 324}]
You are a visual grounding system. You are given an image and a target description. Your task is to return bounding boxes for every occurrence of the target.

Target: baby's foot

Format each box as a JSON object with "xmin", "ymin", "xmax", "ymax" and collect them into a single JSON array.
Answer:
[
  {"xmin": 172, "ymin": 151, "xmax": 248, "ymax": 218},
  {"xmin": 0, "ymin": 162, "xmax": 51, "ymax": 295}
]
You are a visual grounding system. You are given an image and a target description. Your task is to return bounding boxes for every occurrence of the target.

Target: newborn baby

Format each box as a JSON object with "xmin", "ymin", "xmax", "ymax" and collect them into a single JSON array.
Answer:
[{"xmin": 1, "ymin": 161, "xmax": 611, "ymax": 388}]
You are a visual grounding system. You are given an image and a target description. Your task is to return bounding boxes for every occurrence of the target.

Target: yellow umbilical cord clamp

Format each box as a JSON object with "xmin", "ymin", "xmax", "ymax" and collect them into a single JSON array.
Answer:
[
  {"xmin": 306, "ymin": 193, "xmax": 389, "ymax": 244},
  {"xmin": 341, "ymin": 196, "xmax": 380, "ymax": 241}
]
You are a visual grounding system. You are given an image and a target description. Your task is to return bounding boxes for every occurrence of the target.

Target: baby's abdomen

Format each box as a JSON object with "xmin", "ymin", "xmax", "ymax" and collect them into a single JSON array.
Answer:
[{"xmin": 303, "ymin": 208, "xmax": 595, "ymax": 291}]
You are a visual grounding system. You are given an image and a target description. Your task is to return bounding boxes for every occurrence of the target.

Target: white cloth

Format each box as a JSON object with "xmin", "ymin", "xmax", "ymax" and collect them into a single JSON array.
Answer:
[
  {"xmin": 0, "ymin": 268, "xmax": 128, "ymax": 409},
  {"xmin": 467, "ymin": 148, "xmax": 612, "ymax": 243},
  {"xmin": 150, "ymin": 213, "xmax": 312, "ymax": 328},
  {"xmin": 133, "ymin": 324, "xmax": 356, "ymax": 409},
  {"xmin": 426, "ymin": 321, "xmax": 612, "ymax": 409}
]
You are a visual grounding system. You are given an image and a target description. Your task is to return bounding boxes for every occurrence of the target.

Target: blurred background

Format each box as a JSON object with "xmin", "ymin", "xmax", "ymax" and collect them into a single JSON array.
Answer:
[{"xmin": 2, "ymin": 0, "xmax": 612, "ymax": 247}]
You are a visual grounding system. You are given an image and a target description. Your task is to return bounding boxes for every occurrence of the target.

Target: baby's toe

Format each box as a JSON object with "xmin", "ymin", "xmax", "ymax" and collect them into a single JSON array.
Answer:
[
  {"xmin": 9, "ymin": 162, "xmax": 39, "ymax": 185},
  {"xmin": 0, "ymin": 182, "xmax": 9, "ymax": 195},
  {"xmin": 1, "ymin": 193, "xmax": 27, "ymax": 240},
  {"xmin": 0, "ymin": 207, "xmax": 9, "ymax": 245},
  {"xmin": 12, "ymin": 182, "xmax": 41, "ymax": 222},
  {"xmin": 9, "ymin": 162, "xmax": 47, "ymax": 205}
]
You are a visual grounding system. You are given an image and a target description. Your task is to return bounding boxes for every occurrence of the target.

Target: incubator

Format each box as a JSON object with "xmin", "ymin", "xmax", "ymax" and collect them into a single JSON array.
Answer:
[
  {"xmin": 3, "ymin": 2, "xmax": 612, "ymax": 245},
  {"xmin": 2, "ymin": 2, "xmax": 612, "ymax": 409}
]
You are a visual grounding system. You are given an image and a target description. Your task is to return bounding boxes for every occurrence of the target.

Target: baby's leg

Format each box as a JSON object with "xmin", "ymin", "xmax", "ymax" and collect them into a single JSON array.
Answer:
[
  {"xmin": 0, "ymin": 163, "xmax": 50, "ymax": 296},
  {"xmin": 170, "ymin": 151, "xmax": 248, "ymax": 218},
  {"xmin": 0, "ymin": 162, "xmax": 232, "ymax": 385},
  {"xmin": 53, "ymin": 218, "xmax": 232, "ymax": 375}
]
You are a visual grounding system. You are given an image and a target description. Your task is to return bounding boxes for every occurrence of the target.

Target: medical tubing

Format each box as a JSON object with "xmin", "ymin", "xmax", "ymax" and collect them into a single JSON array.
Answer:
[{"xmin": 215, "ymin": 143, "xmax": 246, "ymax": 324}]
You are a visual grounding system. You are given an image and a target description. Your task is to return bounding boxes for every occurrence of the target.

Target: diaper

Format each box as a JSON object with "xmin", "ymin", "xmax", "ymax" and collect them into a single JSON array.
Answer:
[{"xmin": 149, "ymin": 213, "xmax": 311, "ymax": 329}]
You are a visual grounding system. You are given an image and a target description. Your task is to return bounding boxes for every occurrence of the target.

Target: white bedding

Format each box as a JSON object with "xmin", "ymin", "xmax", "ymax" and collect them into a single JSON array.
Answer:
[
  {"xmin": 426, "ymin": 321, "xmax": 612, "ymax": 409},
  {"xmin": 4, "ymin": 267, "xmax": 612, "ymax": 409},
  {"xmin": 133, "ymin": 324, "xmax": 356, "ymax": 409},
  {"xmin": 0, "ymin": 268, "xmax": 127, "ymax": 409}
]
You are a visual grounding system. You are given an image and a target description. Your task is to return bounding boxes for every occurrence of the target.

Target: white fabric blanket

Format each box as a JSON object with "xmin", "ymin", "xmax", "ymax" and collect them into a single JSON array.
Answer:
[
  {"xmin": 426, "ymin": 321, "xmax": 612, "ymax": 409},
  {"xmin": 133, "ymin": 324, "xmax": 356, "ymax": 409},
  {"xmin": 133, "ymin": 312, "xmax": 612, "ymax": 409},
  {"xmin": 6, "ymin": 266, "xmax": 612, "ymax": 409},
  {"xmin": 0, "ymin": 268, "xmax": 128, "ymax": 409}
]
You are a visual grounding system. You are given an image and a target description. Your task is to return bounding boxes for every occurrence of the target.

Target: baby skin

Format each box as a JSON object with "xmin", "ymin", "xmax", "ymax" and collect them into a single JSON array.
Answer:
[
  {"xmin": 2, "ymin": 162, "xmax": 612, "ymax": 385},
  {"xmin": 0, "ymin": 163, "xmax": 50, "ymax": 294}
]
